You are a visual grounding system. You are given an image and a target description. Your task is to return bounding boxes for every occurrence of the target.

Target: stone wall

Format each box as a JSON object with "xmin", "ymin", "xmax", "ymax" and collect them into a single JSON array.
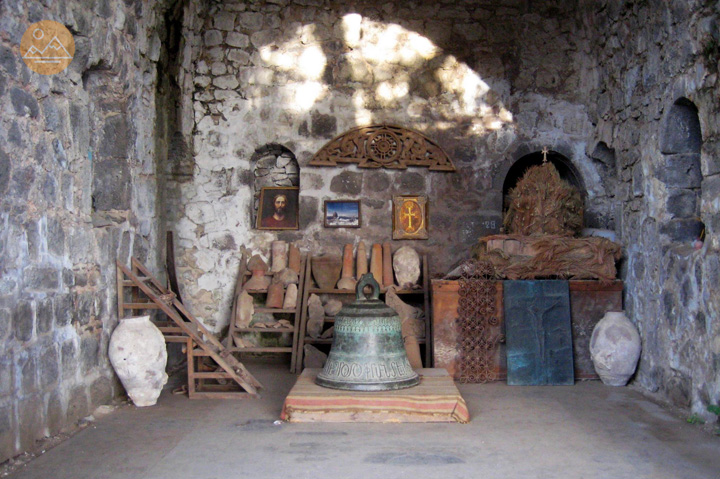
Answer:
[
  {"xmin": 0, "ymin": 0, "xmax": 168, "ymax": 461},
  {"xmin": 581, "ymin": 0, "xmax": 720, "ymax": 416},
  {"xmin": 170, "ymin": 0, "xmax": 614, "ymax": 334},
  {"xmin": 3, "ymin": 1, "xmax": 716, "ymax": 463}
]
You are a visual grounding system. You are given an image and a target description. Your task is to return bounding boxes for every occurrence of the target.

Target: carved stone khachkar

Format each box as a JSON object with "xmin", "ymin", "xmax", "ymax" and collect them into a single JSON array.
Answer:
[{"xmin": 309, "ymin": 124, "xmax": 455, "ymax": 171}]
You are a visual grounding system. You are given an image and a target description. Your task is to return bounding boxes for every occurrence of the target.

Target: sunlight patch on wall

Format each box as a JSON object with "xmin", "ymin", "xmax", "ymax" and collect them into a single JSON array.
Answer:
[
  {"xmin": 376, "ymin": 80, "xmax": 409, "ymax": 104},
  {"xmin": 341, "ymin": 13, "xmax": 362, "ymax": 48},
  {"xmin": 352, "ymin": 90, "xmax": 373, "ymax": 124},
  {"xmin": 298, "ymin": 46, "xmax": 326, "ymax": 80},
  {"xmin": 258, "ymin": 46, "xmax": 295, "ymax": 70},
  {"xmin": 293, "ymin": 81, "xmax": 326, "ymax": 111},
  {"xmin": 249, "ymin": 13, "xmax": 516, "ymax": 123}
]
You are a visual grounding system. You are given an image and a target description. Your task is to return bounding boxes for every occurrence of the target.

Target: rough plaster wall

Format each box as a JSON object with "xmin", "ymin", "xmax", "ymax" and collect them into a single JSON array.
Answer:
[
  {"xmin": 581, "ymin": 0, "xmax": 720, "ymax": 415},
  {"xmin": 168, "ymin": 0, "xmax": 610, "ymax": 335},
  {"xmin": 0, "ymin": 0, "xmax": 165, "ymax": 461}
]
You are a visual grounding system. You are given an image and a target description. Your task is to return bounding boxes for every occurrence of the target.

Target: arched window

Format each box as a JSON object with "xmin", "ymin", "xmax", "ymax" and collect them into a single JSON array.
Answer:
[
  {"xmin": 251, "ymin": 144, "xmax": 299, "ymax": 226},
  {"xmin": 659, "ymin": 98, "xmax": 704, "ymax": 243},
  {"xmin": 502, "ymin": 150, "xmax": 585, "ymax": 212}
]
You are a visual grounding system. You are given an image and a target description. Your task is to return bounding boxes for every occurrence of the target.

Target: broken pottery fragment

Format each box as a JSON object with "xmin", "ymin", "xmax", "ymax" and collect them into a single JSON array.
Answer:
[
  {"xmin": 356, "ymin": 241, "xmax": 368, "ymax": 277},
  {"xmin": 385, "ymin": 288, "xmax": 423, "ymax": 369},
  {"xmin": 337, "ymin": 244, "xmax": 357, "ymax": 290},
  {"xmin": 288, "ymin": 243, "xmax": 301, "ymax": 274},
  {"xmin": 243, "ymin": 255, "xmax": 271, "ymax": 290},
  {"xmin": 265, "ymin": 282, "xmax": 285, "ymax": 309},
  {"xmin": 304, "ymin": 344, "xmax": 328, "ymax": 369},
  {"xmin": 283, "ymin": 283, "xmax": 298, "ymax": 309},
  {"xmin": 307, "ymin": 294, "xmax": 325, "ymax": 338},
  {"xmin": 271, "ymin": 241, "xmax": 288, "ymax": 273},
  {"xmin": 323, "ymin": 299, "xmax": 343, "ymax": 317},
  {"xmin": 274, "ymin": 267, "xmax": 299, "ymax": 286},
  {"xmin": 382, "ymin": 242, "xmax": 394, "ymax": 288},
  {"xmin": 370, "ymin": 243, "xmax": 383, "ymax": 285},
  {"xmin": 393, "ymin": 246, "xmax": 421, "ymax": 289},
  {"xmin": 312, "ymin": 254, "xmax": 342, "ymax": 290},
  {"xmin": 250, "ymin": 313, "xmax": 278, "ymax": 327},
  {"xmin": 235, "ymin": 290, "xmax": 254, "ymax": 328},
  {"xmin": 320, "ymin": 326, "xmax": 334, "ymax": 339}
]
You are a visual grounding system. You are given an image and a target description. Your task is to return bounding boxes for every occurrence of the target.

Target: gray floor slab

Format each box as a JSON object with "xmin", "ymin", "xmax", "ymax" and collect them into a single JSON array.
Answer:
[{"xmin": 6, "ymin": 361, "xmax": 720, "ymax": 479}]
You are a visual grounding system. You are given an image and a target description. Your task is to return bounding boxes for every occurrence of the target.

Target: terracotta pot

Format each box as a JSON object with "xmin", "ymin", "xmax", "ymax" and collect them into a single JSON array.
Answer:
[
  {"xmin": 243, "ymin": 270, "xmax": 271, "ymax": 291},
  {"xmin": 109, "ymin": 315, "xmax": 168, "ymax": 407},
  {"xmin": 590, "ymin": 311, "xmax": 641, "ymax": 386},
  {"xmin": 312, "ymin": 255, "xmax": 342, "ymax": 289}
]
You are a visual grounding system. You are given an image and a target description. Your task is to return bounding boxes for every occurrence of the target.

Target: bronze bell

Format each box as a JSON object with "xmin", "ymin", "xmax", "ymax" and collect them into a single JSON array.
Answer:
[{"xmin": 316, "ymin": 273, "xmax": 420, "ymax": 391}]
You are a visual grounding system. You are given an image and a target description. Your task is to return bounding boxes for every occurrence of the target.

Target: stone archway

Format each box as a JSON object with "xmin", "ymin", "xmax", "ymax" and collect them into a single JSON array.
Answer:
[
  {"xmin": 658, "ymin": 98, "xmax": 704, "ymax": 242},
  {"xmin": 251, "ymin": 144, "xmax": 299, "ymax": 227},
  {"xmin": 501, "ymin": 150, "xmax": 586, "ymax": 212}
]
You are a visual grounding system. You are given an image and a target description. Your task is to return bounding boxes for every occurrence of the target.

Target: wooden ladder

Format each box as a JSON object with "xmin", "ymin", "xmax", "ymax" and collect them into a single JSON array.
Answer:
[{"xmin": 116, "ymin": 257, "xmax": 263, "ymax": 399}]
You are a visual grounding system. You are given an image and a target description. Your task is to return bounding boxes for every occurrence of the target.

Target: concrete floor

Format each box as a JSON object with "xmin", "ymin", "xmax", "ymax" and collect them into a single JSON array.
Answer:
[{"xmin": 6, "ymin": 361, "xmax": 720, "ymax": 479}]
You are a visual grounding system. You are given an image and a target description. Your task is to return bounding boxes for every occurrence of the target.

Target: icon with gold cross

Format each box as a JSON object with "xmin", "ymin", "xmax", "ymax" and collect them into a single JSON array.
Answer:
[{"xmin": 392, "ymin": 196, "xmax": 429, "ymax": 240}]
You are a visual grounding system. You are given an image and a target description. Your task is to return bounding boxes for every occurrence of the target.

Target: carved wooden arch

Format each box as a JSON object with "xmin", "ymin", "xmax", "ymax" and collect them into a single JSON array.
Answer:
[{"xmin": 309, "ymin": 124, "xmax": 455, "ymax": 171}]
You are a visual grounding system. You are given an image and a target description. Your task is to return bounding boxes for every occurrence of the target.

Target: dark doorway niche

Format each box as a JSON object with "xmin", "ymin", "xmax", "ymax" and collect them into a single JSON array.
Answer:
[
  {"xmin": 502, "ymin": 150, "xmax": 586, "ymax": 212},
  {"xmin": 659, "ymin": 98, "xmax": 704, "ymax": 243}
]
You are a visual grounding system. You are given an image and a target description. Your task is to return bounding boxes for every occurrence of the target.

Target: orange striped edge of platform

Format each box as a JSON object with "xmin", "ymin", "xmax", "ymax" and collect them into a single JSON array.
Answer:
[{"xmin": 281, "ymin": 369, "xmax": 469, "ymax": 423}]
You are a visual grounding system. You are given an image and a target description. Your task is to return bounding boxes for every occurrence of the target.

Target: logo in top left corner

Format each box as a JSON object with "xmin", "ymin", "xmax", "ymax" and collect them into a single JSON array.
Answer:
[{"xmin": 21, "ymin": 20, "xmax": 75, "ymax": 75}]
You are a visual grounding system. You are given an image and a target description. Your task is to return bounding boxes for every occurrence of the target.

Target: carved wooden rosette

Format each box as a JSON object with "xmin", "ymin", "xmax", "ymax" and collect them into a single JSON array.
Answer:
[{"xmin": 309, "ymin": 124, "xmax": 455, "ymax": 171}]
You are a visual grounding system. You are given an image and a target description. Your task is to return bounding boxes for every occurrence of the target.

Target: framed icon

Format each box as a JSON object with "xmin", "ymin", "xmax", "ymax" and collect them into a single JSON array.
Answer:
[
  {"xmin": 392, "ymin": 195, "xmax": 428, "ymax": 239},
  {"xmin": 324, "ymin": 200, "xmax": 361, "ymax": 228},
  {"xmin": 256, "ymin": 187, "xmax": 299, "ymax": 230}
]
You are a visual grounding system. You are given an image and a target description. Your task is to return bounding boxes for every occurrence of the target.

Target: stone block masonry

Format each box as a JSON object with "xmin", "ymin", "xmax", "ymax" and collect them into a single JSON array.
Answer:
[
  {"xmin": 1, "ymin": 0, "xmax": 719, "ymax": 464},
  {"xmin": 0, "ymin": 0, "xmax": 168, "ymax": 462},
  {"xmin": 171, "ymin": 0, "xmax": 610, "ymax": 338},
  {"xmin": 169, "ymin": 0, "xmax": 720, "ymax": 420}
]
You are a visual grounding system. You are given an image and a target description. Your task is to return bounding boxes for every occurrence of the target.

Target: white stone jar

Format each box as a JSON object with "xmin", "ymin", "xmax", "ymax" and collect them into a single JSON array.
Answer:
[
  {"xmin": 109, "ymin": 315, "xmax": 168, "ymax": 407},
  {"xmin": 589, "ymin": 311, "xmax": 641, "ymax": 386},
  {"xmin": 392, "ymin": 246, "xmax": 420, "ymax": 289}
]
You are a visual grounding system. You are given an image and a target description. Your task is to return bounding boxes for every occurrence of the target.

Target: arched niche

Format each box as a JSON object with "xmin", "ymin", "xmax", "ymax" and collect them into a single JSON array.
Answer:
[
  {"xmin": 501, "ymin": 150, "xmax": 586, "ymax": 212},
  {"xmin": 658, "ymin": 98, "xmax": 704, "ymax": 243},
  {"xmin": 251, "ymin": 144, "xmax": 300, "ymax": 226}
]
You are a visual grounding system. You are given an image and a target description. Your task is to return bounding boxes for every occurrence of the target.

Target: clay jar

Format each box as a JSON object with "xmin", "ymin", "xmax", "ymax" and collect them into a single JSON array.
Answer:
[
  {"xmin": 312, "ymin": 254, "xmax": 342, "ymax": 290},
  {"xmin": 243, "ymin": 255, "xmax": 271, "ymax": 291},
  {"xmin": 590, "ymin": 311, "xmax": 641, "ymax": 386},
  {"xmin": 109, "ymin": 315, "xmax": 168, "ymax": 407}
]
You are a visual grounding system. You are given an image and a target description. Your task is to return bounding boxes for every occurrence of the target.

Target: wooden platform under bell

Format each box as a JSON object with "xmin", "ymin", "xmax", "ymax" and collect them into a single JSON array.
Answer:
[{"xmin": 280, "ymin": 368, "xmax": 469, "ymax": 423}]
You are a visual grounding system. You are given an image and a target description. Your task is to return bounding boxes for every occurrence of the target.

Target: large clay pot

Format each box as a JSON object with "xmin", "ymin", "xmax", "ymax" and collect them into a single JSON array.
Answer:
[
  {"xmin": 109, "ymin": 315, "xmax": 168, "ymax": 406},
  {"xmin": 312, "ymin": 255, "xmax": 342, "ymax": 290},
  {"xmin": 589, "ymin": 311, "xmax": 641, "ymax": 386}
]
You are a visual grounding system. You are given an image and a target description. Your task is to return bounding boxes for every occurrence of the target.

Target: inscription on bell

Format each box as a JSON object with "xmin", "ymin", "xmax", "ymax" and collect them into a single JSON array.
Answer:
[{"xmin": 324, "ymin": 359, "xmax": 407, "ymax": 380}]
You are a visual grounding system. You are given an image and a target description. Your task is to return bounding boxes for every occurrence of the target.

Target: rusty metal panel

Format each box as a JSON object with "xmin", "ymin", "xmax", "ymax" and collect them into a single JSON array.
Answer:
[
  {"xmin": 431, "ymin": 280, "xmax": 505, "ymax": 380},
  {"xmin": 569, "ymin": 281, "xmax": 623, "ymax": 379},
  {"xmin": 431, "ymin": 280, "xmax": 461, "ymax": 378}
]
